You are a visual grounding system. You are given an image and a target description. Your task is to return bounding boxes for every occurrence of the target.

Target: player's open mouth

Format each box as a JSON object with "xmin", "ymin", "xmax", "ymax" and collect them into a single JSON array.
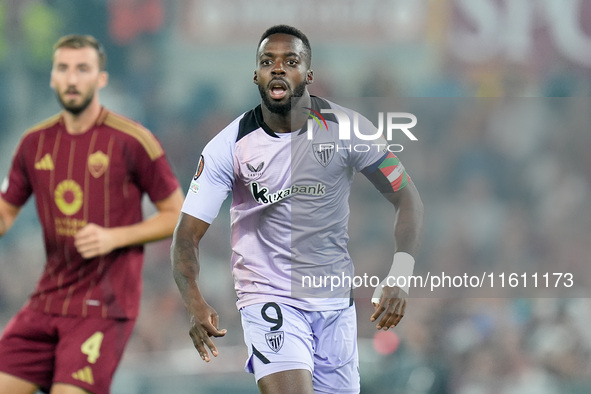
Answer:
[{"xmin": 269, "ymin": 80, "xmax": 288, "ymax": 100}]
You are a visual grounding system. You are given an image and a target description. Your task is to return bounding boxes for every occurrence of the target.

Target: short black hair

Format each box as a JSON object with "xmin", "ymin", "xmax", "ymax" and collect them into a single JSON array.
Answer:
[
  {"xmin": 54, "ymin": 34, "xmax": 107, "ymax": 71},
  {"xmin": 258, "ymin": 25, "xmax": 311, "ymax": 67}
]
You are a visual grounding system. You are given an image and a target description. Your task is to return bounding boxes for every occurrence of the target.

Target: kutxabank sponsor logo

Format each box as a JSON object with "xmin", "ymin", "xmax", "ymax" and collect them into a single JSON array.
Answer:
[
  {"xmin": 304, "ymin": 108, "xmax": 417, "ymax": 152},
  {"xmin": 250, "ymin": 181, "xmax": 326, "ymax": 204}
]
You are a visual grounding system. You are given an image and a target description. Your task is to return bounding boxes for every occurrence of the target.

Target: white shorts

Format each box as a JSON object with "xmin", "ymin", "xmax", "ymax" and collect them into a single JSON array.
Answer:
[{"xmin": 240, "ymin": 302, "xmax": 360, "ymax": 393}]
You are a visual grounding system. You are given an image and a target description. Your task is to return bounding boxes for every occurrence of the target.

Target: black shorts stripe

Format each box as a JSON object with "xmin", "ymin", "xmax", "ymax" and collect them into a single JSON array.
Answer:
[{"xmin": 252, "ymin": 345, "xmax": 271, "ymax": 364}]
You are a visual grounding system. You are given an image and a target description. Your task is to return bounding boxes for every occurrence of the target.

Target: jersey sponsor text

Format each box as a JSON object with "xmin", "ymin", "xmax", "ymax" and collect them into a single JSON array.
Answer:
[{"xmin": 250, "ymin": 181, "xmax": 326, "ymax": 204}]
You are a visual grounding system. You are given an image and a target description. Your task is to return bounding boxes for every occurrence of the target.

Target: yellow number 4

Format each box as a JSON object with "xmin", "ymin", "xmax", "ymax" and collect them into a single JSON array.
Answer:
[{"xmin": 81, "ymin": 332, "xmax": 104, "ymax": 364}]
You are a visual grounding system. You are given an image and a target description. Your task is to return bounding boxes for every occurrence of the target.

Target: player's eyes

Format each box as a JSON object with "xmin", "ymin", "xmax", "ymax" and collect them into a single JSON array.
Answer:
[{"xmin": 260, "ymin": 59, "xmax": 272, "ymax": 66}]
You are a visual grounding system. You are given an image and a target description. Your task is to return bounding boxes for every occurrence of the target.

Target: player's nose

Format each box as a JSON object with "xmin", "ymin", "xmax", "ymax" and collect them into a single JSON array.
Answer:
[
  {"xmin": 65, "ymin": 71, "xmax": 79, "ymax": 84},
  {"xmin": 271, "ymin": 61, "xmax": 286, "ymax": 75}
]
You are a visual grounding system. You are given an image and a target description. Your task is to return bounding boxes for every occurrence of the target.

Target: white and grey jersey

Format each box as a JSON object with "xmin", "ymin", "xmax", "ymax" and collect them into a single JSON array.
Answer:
[{"xmin": 182, "ymin": 96, "xmax": 405, "ymax": 311}]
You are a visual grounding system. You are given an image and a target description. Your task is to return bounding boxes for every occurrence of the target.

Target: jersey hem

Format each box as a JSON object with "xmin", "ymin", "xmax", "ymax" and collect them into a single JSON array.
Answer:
[{"xmin": 236, "ymin": 294, "xmax": 351, "ymax": 312}]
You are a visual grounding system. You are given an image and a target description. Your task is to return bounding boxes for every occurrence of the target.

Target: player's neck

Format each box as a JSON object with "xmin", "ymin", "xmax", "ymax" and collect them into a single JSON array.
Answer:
[
  {"xmin": 262, "ymin": 93, "xmax": 311, "ymax": 134},
  {"xmin": 62, "ymin": 100, "xmax": 103, "ymax": 135}
]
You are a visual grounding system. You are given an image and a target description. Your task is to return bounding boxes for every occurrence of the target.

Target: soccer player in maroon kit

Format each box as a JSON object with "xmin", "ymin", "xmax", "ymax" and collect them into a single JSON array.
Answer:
[{"xmin": 0, "ymin": 35, "xmax": 183, "ymax": 394}]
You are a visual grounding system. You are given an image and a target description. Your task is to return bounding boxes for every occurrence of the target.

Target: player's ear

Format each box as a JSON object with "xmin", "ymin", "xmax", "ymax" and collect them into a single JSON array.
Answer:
[
  {"xmin": 306, "ymin": 69, "xmax": 314, "ymax": 84},
  {"xmin": 49, "ymin": 66, "xmax": 57, "ymax": 89},
  {"xmin": 253, "ymin": 71, "xmax": 258, "ymax": 84},
  {"xmin": 97, "ymin": 71, "xmax": 108, "ymax": 89}
]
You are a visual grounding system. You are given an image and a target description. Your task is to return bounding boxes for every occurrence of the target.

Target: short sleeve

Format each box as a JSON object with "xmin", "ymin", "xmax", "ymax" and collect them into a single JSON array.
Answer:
[
  {"xmin": 181, "ymin": 128, "xmax": 236, "ymax": 224},
  {"xmin": 127, "ymin": 132, "xmax": 180, "ymax": 203}
]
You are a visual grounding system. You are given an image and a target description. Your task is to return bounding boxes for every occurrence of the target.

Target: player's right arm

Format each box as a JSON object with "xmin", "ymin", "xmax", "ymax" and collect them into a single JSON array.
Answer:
[
  {"xmin": 170, "ymin": 121, "xmax": 238, "ymax": 362},
  {"xmin": 171, "ymin": 213, "xmax": 227, "ymax": 362},
  {"xmin": 0, "ymin": 197, "xmax": 21, "ymax": 237},
  {"xmin": 1, "ymin": 136, "xmax": 32, "ymax": 238}
]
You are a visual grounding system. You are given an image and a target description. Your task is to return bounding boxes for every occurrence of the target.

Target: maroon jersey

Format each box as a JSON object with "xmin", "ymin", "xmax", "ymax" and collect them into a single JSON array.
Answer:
[{"xmin": 1, "ymin": 108, "xmax": 179, "ymax": 319}]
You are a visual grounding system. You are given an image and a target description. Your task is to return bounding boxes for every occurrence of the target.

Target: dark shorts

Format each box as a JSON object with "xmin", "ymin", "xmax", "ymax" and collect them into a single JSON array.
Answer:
[{"xmin": 0, "ymin": 306, "xmax": 135, "ymax": 394}]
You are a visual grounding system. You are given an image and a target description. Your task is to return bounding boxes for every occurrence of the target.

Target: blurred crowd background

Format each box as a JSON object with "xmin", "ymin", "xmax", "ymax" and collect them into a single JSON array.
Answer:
[{"xmin": 1, "ymin": 1, "xmax": 590, "ymax": 393}]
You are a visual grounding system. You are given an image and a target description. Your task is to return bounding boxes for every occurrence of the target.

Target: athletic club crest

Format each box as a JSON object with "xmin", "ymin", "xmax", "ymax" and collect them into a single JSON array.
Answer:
[
  {"xmin": 265, "ymin": 331, "xmax": 284, "ymax": 352},
  {"xmin": 312, "ymin": 142, "xmax": 335, "ymax": 167}
]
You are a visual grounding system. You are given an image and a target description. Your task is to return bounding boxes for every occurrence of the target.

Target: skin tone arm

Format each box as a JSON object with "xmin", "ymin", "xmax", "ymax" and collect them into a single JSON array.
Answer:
[
  {"xmin": 370, "ymin": 178, "xmax": 424, "ymax": 330},
  {"xmin": 74, "ymin": 188, "xmax": 184, "ymax": 259},
  {"xmin": 170, "ymin": 213, "xmax": 227, "ymax": 362},
  {"xmin": 0, "ymin": 198, "xmax": 21, "ymax": 238}
]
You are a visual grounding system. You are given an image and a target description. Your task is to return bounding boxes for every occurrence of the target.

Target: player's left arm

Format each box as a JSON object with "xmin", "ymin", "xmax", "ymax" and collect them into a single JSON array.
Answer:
[
  {"xmin": 371, "ymin": 179, "xmax": 423, "ymax": 329},
  {"xmin": 361, "ymin": 153, "xmax": 424, "ymax": 330},
  {"xmin": 74, "ymin": 187, "xmax": 184, "ymax": 259},
  {"xmin": 381, "ymin": 178, "xmax": 423, "ymax": 258}
]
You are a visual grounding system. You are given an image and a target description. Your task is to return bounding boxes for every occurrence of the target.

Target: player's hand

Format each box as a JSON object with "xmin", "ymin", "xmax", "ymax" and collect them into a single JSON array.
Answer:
[
  {"xmin": 188, "ymin": 302, "xmax": 227, "ymax": 362},
  {"xmin": 370, "ymin": 285, "xmax": 407, "ymax": 330},
  {"xmin": 74, "ymin": 223, "xmax": 117, "ymax": 258}
]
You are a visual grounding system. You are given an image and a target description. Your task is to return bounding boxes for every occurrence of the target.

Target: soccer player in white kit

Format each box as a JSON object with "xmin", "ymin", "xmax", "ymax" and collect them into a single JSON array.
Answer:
[{"xmin": 171, "ymin": 25, "xmax": 424, "ymax": 394}]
